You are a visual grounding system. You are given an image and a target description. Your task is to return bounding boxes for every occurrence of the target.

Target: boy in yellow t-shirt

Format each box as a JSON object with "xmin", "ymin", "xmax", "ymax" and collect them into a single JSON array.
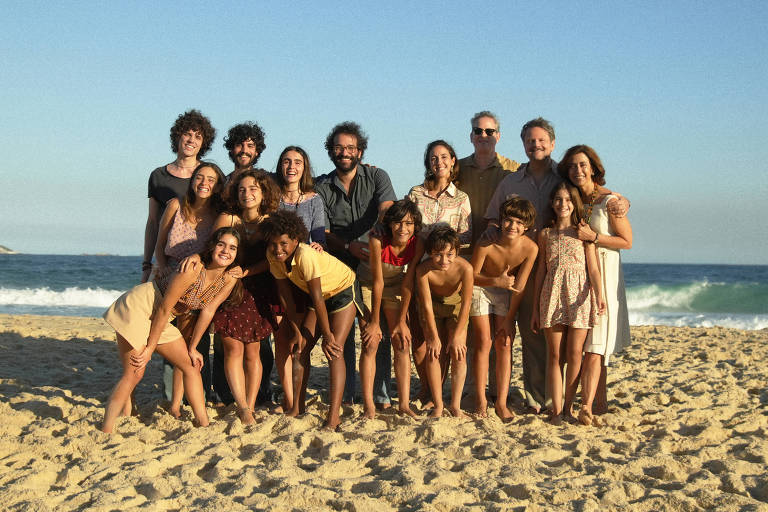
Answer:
[{"xmin": 263, "ymin": 210, "xmax": 361, "ymax": 431}]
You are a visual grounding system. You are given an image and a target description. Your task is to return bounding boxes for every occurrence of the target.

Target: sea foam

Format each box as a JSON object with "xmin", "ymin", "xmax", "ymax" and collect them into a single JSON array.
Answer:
[{"xmin": 0, "ymin": 286, "xmax": 123, "ymax": 308}]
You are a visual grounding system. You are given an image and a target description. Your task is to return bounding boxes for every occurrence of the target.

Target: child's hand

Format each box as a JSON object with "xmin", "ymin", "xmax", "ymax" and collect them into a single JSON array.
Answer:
[
  {"xmin": 495, "ymin": 315, "xmax": 516, "ymax": 347},
  {"xmin": 188, "ymin": 348, "xmax": 204, "ymax": 371},
  {"xmin": 391, "ymin": 321, "xmax": 411, "ymax": 350},
  {"xmin": 227, "ymin": 265, "xmax": 244, "ymax": 279},
  {"xmin": 426, "ymin": 336, "xmax": 442, "ymax": 360},
  {"xmin": 309, "ymin": 242, "xmax": 324, "ymax": 253},
  {"xmin": 322, "ymin": 333, "xmax": 343, "ymax": 361},
  {"xmin": 531, "ymin": 311, "xmax": 540, "ymax": 334},
  {"xmin": 361, "ymin": 322, "xmax": 382, "ymax": 347},
  {"xmin": 179, "ymin": 253, "xmax": 202, "ymax": 273},
  {"xmin": 130, "ymin": 346, "xmax": 153, "ymax": 372},
  {"xmin": 494, "ymin": 266, "xmax": 516, "ymax": 290},
  {"xmin": 596, "ymin": 297, "xmax": 607, "ymax": 316},
  {"xmin": 447, "ymin": 338, "xmax": 467, "ymax": 361}
]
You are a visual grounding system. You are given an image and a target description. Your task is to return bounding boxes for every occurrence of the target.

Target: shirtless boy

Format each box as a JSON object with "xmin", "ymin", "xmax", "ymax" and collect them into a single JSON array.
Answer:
[
  {"xmin": 416, "ymin": 226, "xmax": 473, "ymax": 418},
  {"xmin": 470, "ymin": 197, "xmax": 538, "ymax": 421}
]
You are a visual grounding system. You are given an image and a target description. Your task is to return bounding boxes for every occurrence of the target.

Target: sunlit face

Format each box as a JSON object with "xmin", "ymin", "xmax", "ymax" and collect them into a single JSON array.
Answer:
[
  {"xmin": 331, "ymin": 133, "xmax": 361, "ymax": 173},
  {"xmin": 231, "ymin": 138, "xmax": 258, "ymax": 170},
  {"xmin": 268, "ymin": 234, "xmax": 299, "ymax": 262},
  {"xmin": 281, "ymin": 150, "xmax": 305, "ymax": 185},
  {"xmin": 567, "ymin": 153, "xmax": 593, "ymax": 189},
  {"xmin": 429, "ymin": 145, "xmax": 455, "ymax": 180},
  {"xmin": 552, "ymin": 188, "xmax": 574, "ymax": 220},
  {"xmin": 193, "ymin": 166, "xmax": 219, "ymax": 199},
  {"xmin": 470, "ymin": 116, "xmax": 500, "ymax": 153},
  {"xmin": 212, "ymin": 234, "xmax": 238, "ymax": 268},
  {"xmin": 178, "ymin": 130, "xmax": 203, "ymax": 158},
  {"xmin": 522, "ymin": 126, "xmax": 555, "ymax": 162},
  {"xmin": 238, "ymin": 176, "xmax": 263, "ymax": 211},
  {"xmin": 501, "ymin": 216, "xmax": 527, "ymax": 240},
  {"xmin": 390, "ymin": 214, "xmax": 415, "ymax": 244},
  {"xmin": 429, "ymin": 245, "xmax": 456, "ymax": 271}
]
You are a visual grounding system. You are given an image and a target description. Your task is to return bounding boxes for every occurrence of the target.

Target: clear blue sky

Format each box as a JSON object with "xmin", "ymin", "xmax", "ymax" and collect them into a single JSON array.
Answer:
[{"xmin": 2, "ymin": 1, "xmax": 766, "ymax": 264}]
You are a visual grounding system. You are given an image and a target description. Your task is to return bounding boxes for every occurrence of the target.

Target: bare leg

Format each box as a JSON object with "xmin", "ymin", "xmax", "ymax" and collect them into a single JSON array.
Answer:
[
  {"xmin": 243, "ymin": 341, "xmax": 262, "ymax": 412},
  {"xmin": 222, "ymin": 336, "xmax": 255, "ymax": 425},
  {"xmin": 169, "ymin": 366, "xmax": 184, "ymax": 418},
  {"xmin": 359, "ymin": 319, "xmax": 381, "ymax": 419},
  {"xmin": 447, "ymin": 323, "xmax": 468, "ymax": 418},
  {"xmin": 386, "ymin": 308, "xmax": 417, "ymax": 418},
  {"xmin": 544, "ymin": 325, "xmax": 565, "ymax": 424},
  {"xmin": 324, "ymin": 304, "xmax": 356, "ymax": 430},
  {"xmin": 426, "ymin": 318, "xmax": 446, "ymax": 418},
  {"xmin": 470, "ymin": 315, "xmax": 491, "ymax": 416},
  {"xmin": 494, "ymin": 316, "xmax": 514, "ymax": 422},
  {"xmin": 594, "ymin": 364, "xmax": 608, "ymax": 414},
  {"xmin": 274, "ymin": 324, "xmax": 294, "ymax": 413},
  {"xmin": 579, "ymin": 352, "xmax": 602, "ymax": 425},
  {"xmin": 101, "ymin": 336, "xmax": 146, "ymax": 433},
  {"xmin": 155, "ymin": 339, "xmax": 209, "ymax": 427},
  {"xmin": 563, "ymin": 327, "xmax": 588, "ymax": 422},
  {"xmin": 289, "ymin": 310, "xmax": 316, "ymax": 417}
]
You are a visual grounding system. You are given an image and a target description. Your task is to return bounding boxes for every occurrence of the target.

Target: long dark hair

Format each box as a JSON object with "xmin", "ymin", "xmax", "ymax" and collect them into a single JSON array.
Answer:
[
  {"xmin": 549, "ymin": 181, "xmax": 585, "ymax": 227},
  {"xmin": 423, "ymin": 140, "xmax": 458, "ymax": 188},
  {"xmin": 181, "ymin": 162, "xmax": 226, "ymax": 221},
  {"xmin": 201, "ymin": 227, "xmax": 244, "ymax": 308},
  {"xmin": 275, "ymin": 146, "xmax": 315, "ymax": 194}
]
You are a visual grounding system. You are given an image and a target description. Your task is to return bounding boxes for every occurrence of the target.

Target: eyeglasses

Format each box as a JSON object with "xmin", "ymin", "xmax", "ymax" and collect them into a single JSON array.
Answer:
[
  {"xmin": 472, "ymin": 127, "xmax": 497, "ymax": 136},
  {"xmin": 333, "ymin": 145, "xmax": 358, "ymax": 153}
]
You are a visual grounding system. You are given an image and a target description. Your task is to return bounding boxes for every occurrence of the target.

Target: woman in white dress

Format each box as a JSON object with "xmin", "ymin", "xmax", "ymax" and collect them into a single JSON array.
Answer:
[{"xmin": 558, "ymin": 145, "xmax": 632, "ymax": 426}]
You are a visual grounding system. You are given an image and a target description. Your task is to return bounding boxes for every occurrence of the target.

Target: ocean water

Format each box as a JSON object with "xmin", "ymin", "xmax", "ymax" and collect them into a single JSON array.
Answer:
[{"xmin": 0, "ymin": 255, "xmax": 766, "ymax": 330}]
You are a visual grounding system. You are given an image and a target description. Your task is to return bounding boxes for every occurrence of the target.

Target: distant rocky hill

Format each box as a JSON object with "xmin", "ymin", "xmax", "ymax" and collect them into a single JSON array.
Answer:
[{"xmin": 0, "ymin": 245, "xmax": 18, "ymax": 254}]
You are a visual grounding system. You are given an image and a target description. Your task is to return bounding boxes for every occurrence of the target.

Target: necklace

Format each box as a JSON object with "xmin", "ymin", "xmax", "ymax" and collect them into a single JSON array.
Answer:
[
  {"xmin": 241, "ymin": 213, "xmax": 263, "ymax": 237},
  {"xmin": 283, "ymin": 190, "xmax": 303, "ymax": 209},
  {"xmin": 584, "ymin": 186, "xmax": 600, "ymax": 224}
]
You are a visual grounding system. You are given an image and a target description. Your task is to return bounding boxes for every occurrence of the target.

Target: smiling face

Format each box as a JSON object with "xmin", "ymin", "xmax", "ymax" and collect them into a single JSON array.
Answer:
[
  {"xmin": 238, "ymin": 176, "xmax": 263, "ymax": 212},
  {"xmin": 390, "ymin": 213, "xmax": 415, "ymax": 245},
  {"xmin": 177, "ymin": 129, "xmax": 203, "ymax": 158},
  {"xmin": 429, "ymin": 245, "xmax": 456, "ymax": 271},
  {"xmin": 566, "ymin": 152, "xmax": 594, "ymax": 190},
  {"xmin": 429, "ymin": 145, "xmax": 456, "ymax": 182},
  {"xmin": 268, "ymin": 234, "xmax": 299, "ymax": 262},
  {"xmin": 501, "ymin": 216, "xmax": 527, "ymax": 240},
  {"xmin": 212, "ymin": 233, "xmax": 238, "ymax": 268},
  {"xmin": 552, "ymin": 187, "xmax": 575, "ymax": 221},
  {"xmin": 470, "ymin": 116, "xmax": 500, "ymax": 154},
  {"xmin": 331, "ymin": 133, "xmax": 361, "ymax": 173},
  {"xmin": 523, "ymin": 126, "xmax": 555, "ymax": 163},
  {"xmin": 231, "ymin": 138, "xmax": 259, "ymax": 170},
  {"xmin": 280, "ymin": 150, "xmax": 305, "ymax": 185},
  {"xmin": 193, "ymin": 166, "xmax": 219, "ymax": 199}
]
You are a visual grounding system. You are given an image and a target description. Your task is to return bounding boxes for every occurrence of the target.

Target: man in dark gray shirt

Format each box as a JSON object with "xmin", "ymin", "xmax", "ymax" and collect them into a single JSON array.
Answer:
[{"xmin": 315, "ymin": 122, "xmax": 396, "ymax": 405}]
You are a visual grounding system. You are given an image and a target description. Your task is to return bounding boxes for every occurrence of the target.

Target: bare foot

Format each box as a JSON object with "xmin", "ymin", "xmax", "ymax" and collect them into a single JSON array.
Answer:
[
  {"xmin": 563, "ymin": 410, "xmax": 578, "ymax": 424},
  {"xmin": 494, "ymin": 403, "xmax": 515, "ymax": 423},
  {"xmin": 449, "ymin": 405, "xmax": 467, "ymax": 419},
  {"xmin": 593, "ymin": 403, "xmax": 608, "ymax": 415},
  {"xmin": 429, "ymin": 406, "xmax": 443, "ymax": 418},
  {"xmin": 375, "ymin": 402, "xmax": 391, "ymax": 411},
  {"xmin": 473, "ymin": 399, "xmax": 488, "ymax": 418},
  {"xmin": 577, "ymin": 408, "xmax": 593, "ymax": 426},
  {"xmin": 421, "ymin": 400, "xmax": 435, "ymax": 410},
  {"xmin": 169, "ymin": 406, "xmax": 182, "ymax": 419},
  {"xmin": 396, "ymin": 406, "xmax": 420, "ymax": 419},
  {"xmin": 322, "ymin": 417, "xmax": 341, "ymax": 431},
  {"xmin": 237, "ymin": 407, "xmax": 256, "ymax": 426},
  {"xmin": 525, "ymin": 405, "xmax": 541, "ymax": 415},
  {"xmin": 270, "ymin": 404, "xmax": 285, "ymax": 414},
  {"xmin": 362, "ymin": 406, "xmax": 376, "ymax": 419},
  {"xmin": 548, "ymin": 413, "xmax": 562, "ymax": 426}
]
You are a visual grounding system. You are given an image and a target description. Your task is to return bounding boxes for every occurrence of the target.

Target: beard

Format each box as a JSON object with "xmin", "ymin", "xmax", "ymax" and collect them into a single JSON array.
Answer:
[
  {"xmin": 230, "ymin": 150, "xmax": 256, "ymax": 169},
  {"xmin": 332, "ymin": 154, "xmax": 360, "ymax": 173}
]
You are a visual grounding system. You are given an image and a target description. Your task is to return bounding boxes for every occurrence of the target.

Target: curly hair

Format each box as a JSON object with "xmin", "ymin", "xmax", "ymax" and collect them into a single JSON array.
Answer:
[
  {"xmin": 228, "ymin": 169, "xmax": 280, "ymax": 215},
  {"xmin": 557, "ymin": 144, "xmax": 607, "ymax": 186},
  {"xmin": 275, "ymin": 146, "xmax": 315, "ymax": 194},
  {"xmin": 181, "ymin": 162, "xmax": 227, "ymax": 220},
  {"xmin": 223, "ymin": 122, "xmax": 266, "ymax": 163},
  {"xmin": 169, "ymin": 109, "xmax": 216, "ymax": 157},
  {"xmin": 425, "ymin": 225, "xmax": 460, "ymax": 254},
  {"xmin": 423, "ymin": 140, "xmax": 459, "ymax": 187},
  {"xmin": 259, "ymin": 210, "xmax": 309, "ymax": 244},
  {"xmin": 382, "ymin": 199, "xmax": 422, "ymax": 238},
  {"xmin": 499, "ymin": 197, "xmax": 536, "ymax": 229},
  {"xmin": 324, "ymin": 121, "xmax": 369, "ymax": 158}
]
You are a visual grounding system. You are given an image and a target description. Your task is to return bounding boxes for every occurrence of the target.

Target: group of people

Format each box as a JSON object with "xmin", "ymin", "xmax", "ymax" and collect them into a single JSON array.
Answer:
[{"xmin": 100, "ymin": 109, "xmax": 632, "ymax": 433}]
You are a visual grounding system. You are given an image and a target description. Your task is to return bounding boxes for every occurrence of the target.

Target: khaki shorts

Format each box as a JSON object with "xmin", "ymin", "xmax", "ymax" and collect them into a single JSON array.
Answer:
[
  {"xmin": 470, "ymin": 285, "xmax": 512, "ymax": 317},
  {"xmin": 360, "ymin": 283, "xmax": 403, "ymax": 315}
]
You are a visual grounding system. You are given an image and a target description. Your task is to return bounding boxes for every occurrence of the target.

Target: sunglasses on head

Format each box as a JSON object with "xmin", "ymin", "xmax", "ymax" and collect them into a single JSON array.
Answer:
[{"xmin": 472, "ymin": 127, "xmax": 497, "ymax": 136}]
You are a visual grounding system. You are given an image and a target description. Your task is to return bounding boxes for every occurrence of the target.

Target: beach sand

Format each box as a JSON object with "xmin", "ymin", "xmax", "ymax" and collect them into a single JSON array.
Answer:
[{"xmin": 0, "ymin": 314, "xmax": 766, "ymax": 511}]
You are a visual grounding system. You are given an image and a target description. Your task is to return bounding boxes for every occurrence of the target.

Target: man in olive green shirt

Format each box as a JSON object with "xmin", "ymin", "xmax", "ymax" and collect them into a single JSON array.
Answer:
[{"xmin": 457, "ymin": 111, "xmax": 520, "ymax": 249}]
